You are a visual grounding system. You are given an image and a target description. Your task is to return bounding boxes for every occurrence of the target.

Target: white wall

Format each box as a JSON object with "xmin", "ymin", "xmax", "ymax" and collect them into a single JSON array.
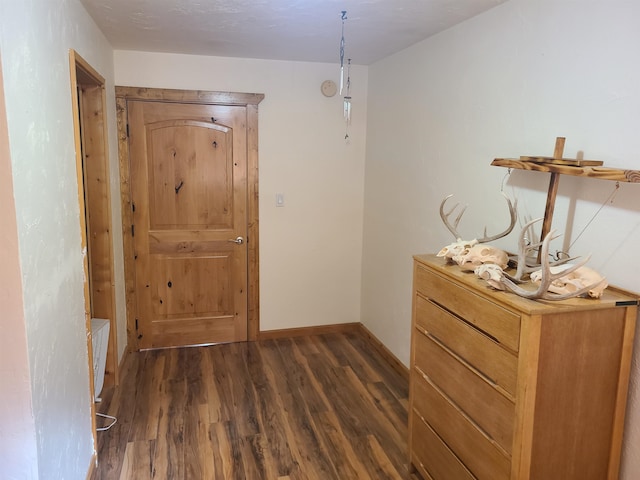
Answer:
[
  {"xmin": 0, "ymin": 52, "xmax": 38, "ymax": 480},
  {"xmin": 115, "ymin": 51, "xmax": 368, "ymax": 332},
  {"xmin": 0, "ymin": 0, "xmax": 121, "ymax": 477},
  {"xmin": 363, "ymin": 0, "xmax": 640, "ymax": 477}
]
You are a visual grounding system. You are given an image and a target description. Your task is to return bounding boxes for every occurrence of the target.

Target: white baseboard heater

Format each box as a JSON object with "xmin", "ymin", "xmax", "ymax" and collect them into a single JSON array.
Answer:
[
  {"xmin": 90, "ymin": 318, "xmax": 117, "ymax": 431},
  {"xmin": 90, "ymin": 318, "xmax": 110, "ymax": 402}
]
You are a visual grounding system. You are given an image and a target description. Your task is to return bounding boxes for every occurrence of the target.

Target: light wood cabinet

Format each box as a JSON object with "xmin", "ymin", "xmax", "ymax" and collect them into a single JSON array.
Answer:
[{"xmin": 409, "ymin": 254, "xmax": 638, "ymax": 480}]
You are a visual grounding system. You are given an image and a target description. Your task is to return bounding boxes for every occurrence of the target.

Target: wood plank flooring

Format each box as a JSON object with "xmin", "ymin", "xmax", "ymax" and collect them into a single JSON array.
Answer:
[{"xmin": 91, "ymin": 331, "xmax": 417, "ymax": 479}]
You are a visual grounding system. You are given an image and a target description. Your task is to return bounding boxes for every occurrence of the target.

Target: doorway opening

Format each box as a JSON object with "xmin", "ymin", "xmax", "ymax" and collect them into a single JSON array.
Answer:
[{"xmin": 69, "ymin": 50, "xmax": 118, "ymax": 446}]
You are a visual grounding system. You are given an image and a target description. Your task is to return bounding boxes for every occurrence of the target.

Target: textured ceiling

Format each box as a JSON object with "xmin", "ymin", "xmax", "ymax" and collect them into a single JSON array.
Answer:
[{"xmin": 81, "ymin": 0, "xmax": 507, "ymax": 65}]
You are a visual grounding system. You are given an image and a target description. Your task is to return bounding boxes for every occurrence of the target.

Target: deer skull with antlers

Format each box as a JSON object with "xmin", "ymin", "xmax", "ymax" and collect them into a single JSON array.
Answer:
[
  {"xmin": 437, "ymin": 192, "xmax": 516, "ymax": 266},
  {"xmin": 475, "ymin": 264, "xmax": 506, "ymax": 290},
  {"xmin": 530, "ymin": 265, "xmax": 608, "ymax": 299},
  {"xmin": 505, "ymin": 218, "xmax": 576, "ymax": 283},
  {"xmin": 453, "ymin": 244, "xmax": 510, "ymax": 271},
  {"xmin": 436, "ymin": 193, "xmax": 607, "ymax": 301},
  {"xmin": 477, "ymin": 221, "xmax": 607, "ymax": 301}
]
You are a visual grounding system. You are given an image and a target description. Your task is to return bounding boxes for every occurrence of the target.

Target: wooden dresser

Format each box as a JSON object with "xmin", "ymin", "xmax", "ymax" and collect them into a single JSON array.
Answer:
[{"xmin": 409, "ymin": 254, "xmax": 638, "ymax": 480}]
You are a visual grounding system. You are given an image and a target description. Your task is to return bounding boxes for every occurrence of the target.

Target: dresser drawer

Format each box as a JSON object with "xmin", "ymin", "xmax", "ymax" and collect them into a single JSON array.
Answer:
[
  {"xmin": 413, "ymin": 373, "xmax": 511, "ymax": 480},
  {"xmin": 414, "ymin": 328, "xmax": 515, "ymax": 453},
  {"xmin": 415, "ymin": 294, "xmax": 518, "ymax": 397},
  {"xmin": 411, "ymin": 410, "xmax": 475, "ymax": 480},
  {"xmin": 415, "ymin": 265, "xmax": 520, "ymax": 351}
]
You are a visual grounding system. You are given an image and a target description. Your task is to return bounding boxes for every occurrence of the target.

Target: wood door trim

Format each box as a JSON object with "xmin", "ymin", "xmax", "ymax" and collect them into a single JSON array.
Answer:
[
  {"xmin": 116, "ymin": 87, "xmax": 263, "ymax": 348},
  {"xmin": 70, "ymin": 49, "xmax": 118, "ymax": 464},
  {"xmin": 116, "ymin": 86, "xmax": 264, "ymax": 106}
]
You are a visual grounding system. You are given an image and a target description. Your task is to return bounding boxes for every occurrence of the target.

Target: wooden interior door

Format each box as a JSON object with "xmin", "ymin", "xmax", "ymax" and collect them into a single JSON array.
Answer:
[{"xmin": 128, "ymin": 100, "xmax": 248, "ymax": 349}]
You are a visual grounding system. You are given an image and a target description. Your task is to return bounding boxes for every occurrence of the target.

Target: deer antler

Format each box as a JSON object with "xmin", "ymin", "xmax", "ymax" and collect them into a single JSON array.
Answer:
[
  {"xmin": 439, "ymin": 194, "xmax": 467, "ymax": 240},
  {"xmin": 506, "ymin": 218, "xmax": 578, "ymax": 282},
  {"xmin": 439, "ymin": 192, "xmax": 517, "ymax": 243},
  {"xmin": 500, "ymin": 229, "xmax": 598, "ymax": 300},
  {"xmin": 478, "ymin": 193, "xmax": 518, "ymax": 243}
]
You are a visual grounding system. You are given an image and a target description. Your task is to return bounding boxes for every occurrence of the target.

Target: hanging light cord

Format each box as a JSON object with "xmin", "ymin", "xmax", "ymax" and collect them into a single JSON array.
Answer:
[
  {"xmin": 339, "ymin": 11, "xmax": 347, "ymax": 95},
  {"xmin": 344, "ymin": 58, "xmax": 352, "ymax": 140}
]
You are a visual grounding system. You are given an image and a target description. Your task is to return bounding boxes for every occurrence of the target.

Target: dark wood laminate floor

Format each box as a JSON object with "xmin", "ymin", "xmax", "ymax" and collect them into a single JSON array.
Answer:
[{"xmin": 92, "ymin": 332, "xmax": 418, "ymax": 480}]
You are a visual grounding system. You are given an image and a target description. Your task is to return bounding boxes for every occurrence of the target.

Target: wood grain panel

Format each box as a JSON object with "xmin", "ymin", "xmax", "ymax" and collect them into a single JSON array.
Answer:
[
  {"xmin": 411, "ymin": 254, "xmax": 638, "ymax": 480},
  {"xmin": 529, "ymin": 309, "xmax": 626, "ymax": 480},
  {"xmin": 412, "ymin": 373, "xmax": 511, "ymax": 480},
  {"xmin": 115, "ymin": 86, "xmax": 264, "ymax": 106},
  {"xmin": 151, "ymin": 254, "xmax": 232, "ymax": 316},
  {"xmin": 415, "ymin": 264, "xmax": 521, "ymax": 351},
  {"xmin": 80, "ymin": 83, "xmax": 116, "ymax": 330},
  {"xmin": 414, "ymin": 255, "xmax": 640, "ymax": 320},
  {"xmin": 492, "ymin": 158, "xmax": 640, "ymax": 183},
  {"xmin": 414, "ymin": 328, "xmax": 515, "ymax": 452},
  {"xmin": 116, "ymin": 87, "xmax": 263, "ymax": 349},
  {"xmin": 410, "ymin": 412, "xmax": 475, "ymax": 480},
  {"xmin": 116, "ymin": 95, "xmax": 138, "ymax": 351},
  {"xmin": 147, "ymin": 120, "xmax": 232, "ymax": 229},
  {"xmin": 415, "ymin": 294, "xmax": 518, "ymax": 397},
  {"xmin": 246, "ymin": 103, "xmax": 260, "ymax": 341},
  {"xmin": 128, "ymin": 100, "xmax": 247, "ymax": 348}
]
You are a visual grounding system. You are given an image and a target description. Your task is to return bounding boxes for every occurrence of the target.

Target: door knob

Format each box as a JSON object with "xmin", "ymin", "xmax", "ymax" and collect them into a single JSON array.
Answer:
[{"xmin": 228, "ymin": 236, "xmax": 244, "ymax": 245}]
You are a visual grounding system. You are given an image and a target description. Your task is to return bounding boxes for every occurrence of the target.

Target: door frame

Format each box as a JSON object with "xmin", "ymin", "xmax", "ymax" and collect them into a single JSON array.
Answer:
[
  {"xmin": 69, "ymin": 50, "xmax": 119, "ymax": 453},
  {"xmin": 116, "ymin": 87, "xmax": 264, "ymax": 349}
]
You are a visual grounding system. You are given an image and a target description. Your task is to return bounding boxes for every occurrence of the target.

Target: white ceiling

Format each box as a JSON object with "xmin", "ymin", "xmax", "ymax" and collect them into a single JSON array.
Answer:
[{"xmin": 80, "ymin": 0, "xmax": 507, "ymax": 65}]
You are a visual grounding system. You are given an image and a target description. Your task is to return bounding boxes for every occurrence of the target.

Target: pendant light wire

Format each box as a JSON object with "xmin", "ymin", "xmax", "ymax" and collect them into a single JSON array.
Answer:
[
  {"xmin": 339, "ymin": 11, "xmax": 352, "ymax": 141},
  {"xmin": 340, "ymin": 11, "xmax": 347, "ymax": 95}
]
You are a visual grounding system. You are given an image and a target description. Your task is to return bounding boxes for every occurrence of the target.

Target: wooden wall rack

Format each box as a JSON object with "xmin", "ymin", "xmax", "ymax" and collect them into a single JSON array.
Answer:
[{"xmin": 491, "ymin": 137, "xmax": 640, "ymax": 261}]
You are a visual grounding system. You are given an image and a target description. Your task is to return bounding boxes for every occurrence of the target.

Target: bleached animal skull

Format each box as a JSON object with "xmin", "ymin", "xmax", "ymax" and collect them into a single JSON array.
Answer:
[
  {"xmin": 475, "ymin": 264, "xmax": 506, "ymax": 290},
  {"xmin": 530, "ymin": 265, "xmax": 608, "ymax": 298},
  {"xmin": 453, "ymin": 244, "xmax": 509, "ymax": 271},
  {"xmin": 437, "ymin": 238, "xmax": 478, "ymax": 261}
]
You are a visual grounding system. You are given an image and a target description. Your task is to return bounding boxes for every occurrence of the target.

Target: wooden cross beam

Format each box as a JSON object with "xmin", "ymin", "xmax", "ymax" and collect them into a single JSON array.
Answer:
[{"xmin": 538, "ymin": 137, "xmax": 564, "ymax": 263}]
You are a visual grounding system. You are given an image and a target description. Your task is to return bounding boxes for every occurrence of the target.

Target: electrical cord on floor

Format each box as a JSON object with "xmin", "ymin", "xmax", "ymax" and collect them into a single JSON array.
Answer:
[{"xmin": 96, "ymin": 412, "xmax": 117, "ymax": 432}]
